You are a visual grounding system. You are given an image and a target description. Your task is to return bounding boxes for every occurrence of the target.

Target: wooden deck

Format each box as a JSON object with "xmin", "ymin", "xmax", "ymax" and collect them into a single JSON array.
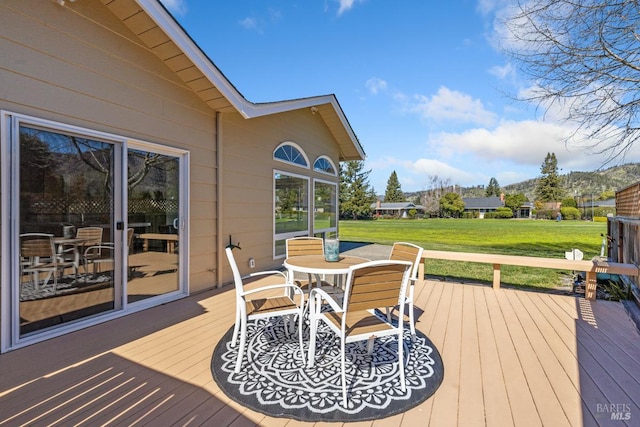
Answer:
[{"xmin": 1, "ymin": 278, "xmax": 639, "ymax": 426}]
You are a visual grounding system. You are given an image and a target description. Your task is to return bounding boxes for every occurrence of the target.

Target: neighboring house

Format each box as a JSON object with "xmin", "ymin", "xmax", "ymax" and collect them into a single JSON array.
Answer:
[
  {"xmin": 463, "ymin": 196, "xmax": 533, "ymax": 219},
  {"xmin": 0, "ymin": 0, "xmax": 364, "ymax": 352},
  {"xmin": 577, "ymin": 198, "xmax": 616, "ymax": 216},
  {"xmin": 371, "ymin": 201, "xmax": 425, "ymax": 218},
  {"xmin": 462, "ymin": 197, "xmax": 504, "ymax": 218}
]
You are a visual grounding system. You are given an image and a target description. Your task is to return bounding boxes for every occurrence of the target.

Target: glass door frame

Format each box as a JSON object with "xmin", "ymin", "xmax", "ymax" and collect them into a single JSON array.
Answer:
[
  {"xmin": 1, "ymin": 111, "xmax": 189, "ymax": 352},
  {"xmin": 124, "ymin": 139, "xmax": 190, "ymax": 311}
]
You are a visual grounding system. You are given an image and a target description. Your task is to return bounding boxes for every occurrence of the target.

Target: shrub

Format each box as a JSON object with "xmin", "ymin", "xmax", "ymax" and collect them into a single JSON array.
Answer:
[
  {"xmin": 560, "ymin": 206, "xmax": 581, "ymax": 220},
  {"xmin": 496, "ymin": 207, "xmax": 514, "ymax": 218}
]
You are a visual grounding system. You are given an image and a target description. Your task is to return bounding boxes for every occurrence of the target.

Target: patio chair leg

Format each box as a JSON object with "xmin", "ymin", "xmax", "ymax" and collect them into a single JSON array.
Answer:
[
  {"xmin": 409, "ymin": 300, "xmax": 416, "ymax": 341},
  {"xmin": 297, "ymin": 314, "xmax": 305, "ymax": 364},
  {"xmin": 231, "ymin": 306, "xmax": 241, "ymax": 347},
  {"xmin": 307, "ymin": 311, "xmax": 318, "ymax": 368},
  {"xmin": 398, "ymin": 331, "xmax": 406, "ymax": 392},
  {"xmin": 366, "ymin": 337, "xmax": 375, "ymax": 355},
  {"xmin": 341, "ymin": 340, "xmax": 348, "ymax": 407},
  {"xmin": 234, "ymin": 318, "xmax": 247, "ymax": 373}
]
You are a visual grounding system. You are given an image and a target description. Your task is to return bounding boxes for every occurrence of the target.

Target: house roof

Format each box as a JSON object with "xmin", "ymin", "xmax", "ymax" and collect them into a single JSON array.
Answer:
[
  {"xmin": 463, "ymin": 197, "xmax": 504, "ymax": 209},
  {"xmin": 101, "ymin": 0, "xmax": 365, "ymax": 161},
  {"xmin": 371, "ymin": 202, "xmax": 424, "ymax": 210}
]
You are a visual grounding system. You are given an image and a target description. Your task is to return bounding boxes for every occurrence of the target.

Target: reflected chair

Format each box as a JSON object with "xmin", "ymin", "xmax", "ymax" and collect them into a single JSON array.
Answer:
[
  {"xmin": 84, "ymin": 228, "xmax": 134, "ymax": 276},
  {"xmin": 285, "ymin": 236, "xmax": 333, "ymax": 291},
  {"xmin": 387, "ymin": 242, "xmax": 424, "ymax": 339},
  {"xmin": 307, "ymin": 260, "xmax": 412, "ymax": 407},
  {"xmin": 20, "ymin": 233, "xmax": 77, "ymax": 291},
  {"xmin": 226, "ymin": 246, "xmax": 305, "ymax": 373},
  {"xmin": 75, "ymin": 227, "xmax": 103, "ymax": 273},
  {"xmin": 58, "ymin": 226, "xmax": 103, "ymax": 274}
]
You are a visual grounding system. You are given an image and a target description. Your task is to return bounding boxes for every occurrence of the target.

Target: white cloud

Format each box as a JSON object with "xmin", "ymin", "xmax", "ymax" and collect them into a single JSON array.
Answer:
[
  {"xmin": 239, "ymin": 17, "xmax": 259, "ymax": 31},
  {"xmin": 336, "ymin": 0, "xmax": 365, "ymax": 16},
  {"xmin": 489, "ymin": 62, "xmax": 515, "ymax": 80},
  {"xmin": 365, "ymin": 77, "xmax": 387, "ymax": 95},
  {"xmin": 159, "ymin": 0, "xmax": 187, "ymax": 16},
  {"xmin": 412, "ymin": 86, "xmax": 498, "ymax": 127}
]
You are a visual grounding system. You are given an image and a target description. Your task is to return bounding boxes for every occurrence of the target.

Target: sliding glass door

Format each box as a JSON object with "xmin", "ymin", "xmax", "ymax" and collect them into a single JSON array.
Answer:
[
  {"xmin": 16, "ymin": 124, "xmax": 121, "ymax": 336},
  {"xmin": 126, "ymin": 147, "xmax": 181, "ymax": 304},
  {"xmin": 2, "ymin": 113, "xmax": 188, "ymax": 349}
]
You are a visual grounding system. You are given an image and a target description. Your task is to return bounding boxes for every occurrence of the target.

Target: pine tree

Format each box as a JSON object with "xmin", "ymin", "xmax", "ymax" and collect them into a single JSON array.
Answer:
[
  {"xmin": 339, "ymin": 161, "xmax": 376, "ymax": 219},
  {"xmin": 485, "ymin": 177, "xmax": 501, "ymax": 197},
  {"xmin": 384, "ymin": 171, "xmax": 404, "ymax": 202},
  {"xmin": 535, "ymin": 152, "xmax": 564, "ymax": 202}
]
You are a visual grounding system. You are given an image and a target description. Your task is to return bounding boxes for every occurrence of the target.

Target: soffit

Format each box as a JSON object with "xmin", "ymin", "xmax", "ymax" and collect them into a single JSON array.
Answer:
[
  {"xmin": 99, "ymin": 0, "xmax": 364, "ymax": 160},
  {"xmin": 101, "ymin": 0, "xmax": 235, "ymax": 113}
]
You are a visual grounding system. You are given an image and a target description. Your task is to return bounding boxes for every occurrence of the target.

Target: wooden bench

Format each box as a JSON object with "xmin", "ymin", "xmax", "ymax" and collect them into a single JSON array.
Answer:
[
  {"xmin": 419, "ymin": 250, "xmax": 638, "ymax": 300},
  {"xmin": 139, "ymin": 233, "xmax": 179, "ymax": 254}
]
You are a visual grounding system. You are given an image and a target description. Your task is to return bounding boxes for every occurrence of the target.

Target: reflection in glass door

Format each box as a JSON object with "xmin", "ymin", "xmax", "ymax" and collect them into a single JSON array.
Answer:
[
  {"xmin": 17, "ymin": 125, "xmax": 118, "ymax": 337},
  {"xmin": 126, "ymin": 148, "xmax": 180, "ymax": 304}
]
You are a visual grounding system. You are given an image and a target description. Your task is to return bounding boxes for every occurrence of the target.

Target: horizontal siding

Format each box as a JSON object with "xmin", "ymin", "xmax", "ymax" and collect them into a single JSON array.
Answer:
[{"xmin": 0, "ymin": 0, "xmax": 218, "ymax": 294}]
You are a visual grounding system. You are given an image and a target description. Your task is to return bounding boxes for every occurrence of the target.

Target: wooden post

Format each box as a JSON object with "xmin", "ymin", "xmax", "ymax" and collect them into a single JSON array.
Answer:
[
  {"xmin": 585, "ymin": 271, "xmax": 597, "ymax": 300},
  {"xmin": 493, "ymin": 263, "xmax": 501, "ymax": 290}
]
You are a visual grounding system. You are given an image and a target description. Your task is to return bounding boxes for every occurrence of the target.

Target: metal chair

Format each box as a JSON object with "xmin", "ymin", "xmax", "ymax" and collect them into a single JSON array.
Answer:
[
  {"xmin": 387, "ymin": 242, "xmax": 424, "ymax": 339},
  {"xmin": 226, "ymin": 246, "xmax": 305, "ymax": 373},
  {"xmin": 285, "ymin": 236, "xmax": 334, "ymax": 291},
  {"xmin": 20, "ymin": 233, "xmax": 76, "ymax": 291},
  {"xmin": 307, "ymin": 260, "xmax": 412, "ymax": 407}
]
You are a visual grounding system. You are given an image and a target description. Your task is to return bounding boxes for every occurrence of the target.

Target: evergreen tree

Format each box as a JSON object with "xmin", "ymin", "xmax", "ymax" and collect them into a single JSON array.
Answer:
[
  {"xmin": 535, "ymin": 152, "xmax": 564, "ymax": 202},
  {"xmin": 384, "ymin": 171, "xmax": 404, "ymax": 202},
  {"xmin": 339, "ymin": 161, "xmax": 376, "ymax": 219},
  {"xmin": 485, "ymin": 177, "xmax": 501, "ymax": 197},
  {"xmin": 439, "ymin": 192, "xmax": 465, "ymax": 218},
  {"xmin": 504, "ymin": 193, "xmax": 527, "ymax": 216}
]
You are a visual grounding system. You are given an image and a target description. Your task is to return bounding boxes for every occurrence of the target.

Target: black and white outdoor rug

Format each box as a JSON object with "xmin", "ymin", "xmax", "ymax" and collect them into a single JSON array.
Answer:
[{"xmin": 211, "ymin": 317, "xmax": 444, "ymax": 422}]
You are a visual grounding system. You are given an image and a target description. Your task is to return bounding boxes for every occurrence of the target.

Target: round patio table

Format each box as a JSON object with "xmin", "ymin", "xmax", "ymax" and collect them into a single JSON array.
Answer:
[{"xmin": 283, "ymin": 254, "xmax": 369, "ymax": 291}]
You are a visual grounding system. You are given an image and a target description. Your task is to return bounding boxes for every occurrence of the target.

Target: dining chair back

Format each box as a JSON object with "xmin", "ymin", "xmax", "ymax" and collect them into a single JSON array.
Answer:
[
  {"xmin": 285, "ymin": 237, "xmax": 332, "ymax": 290},
  {"xmin": 307, "ymin": 259, "xmax": 412, "ymax": 406},
  {"xmin": 20, "ymin": 233, "xmax": 75, "ymax": 291},
  {"xmin": 387, "ymin": 242, "xmax": 424, "ymax": 338},
  {"xmin": 60, "ymin": 226, "xmax": 103, "ymax": 273},
  {"xmin": 226, "ymin": 247, "xmax": 305, "ymax": 373},
  {"xmin": 285, "ymin": 236, "xmax": 324, "ymax": 257}
]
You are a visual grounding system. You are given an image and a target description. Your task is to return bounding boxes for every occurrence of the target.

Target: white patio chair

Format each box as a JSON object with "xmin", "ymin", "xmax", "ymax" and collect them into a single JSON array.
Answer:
[
  {"xmin": 307, "ymin": 259, "xmax": 412, "ymax": 407},
  {"xmin": 285, "ymin": 236, "xmax": 335, "ymax": 291},
  {"xmin": 226, "ymin": 246, "xmax": 305, "ymax": 373},
  {"xmin": 386, "ymin": 242, "xmax": 424, "ymax": 339}
]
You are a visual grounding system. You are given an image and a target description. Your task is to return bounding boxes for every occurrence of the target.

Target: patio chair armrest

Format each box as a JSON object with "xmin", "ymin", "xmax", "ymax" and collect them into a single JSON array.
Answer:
[
  {"xmin": 242, "ymin": 283, "xmax": 305, "ymax": 300},
  {"xmin": 245, "ymin": 270, "xmax": 288, "ymax": 281},
  {"xmin": 83, "ymin": 244, "xmax": 114, "ymax": 256}
]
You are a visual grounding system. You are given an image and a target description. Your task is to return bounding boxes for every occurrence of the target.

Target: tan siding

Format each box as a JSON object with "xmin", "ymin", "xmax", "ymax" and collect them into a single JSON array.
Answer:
[
  {"xmin": 220, "ymin": 109, "xmax": 341, "ymax": 280},
  {"xmin": 0, "ymin": 0, "xmax": 218, "ymax": 295}
]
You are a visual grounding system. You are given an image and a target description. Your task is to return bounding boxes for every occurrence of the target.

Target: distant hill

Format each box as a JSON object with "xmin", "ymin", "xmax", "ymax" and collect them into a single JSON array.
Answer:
[{"xmin": 404, "ymin": 163, "xmax": 640, "ymax": 202}]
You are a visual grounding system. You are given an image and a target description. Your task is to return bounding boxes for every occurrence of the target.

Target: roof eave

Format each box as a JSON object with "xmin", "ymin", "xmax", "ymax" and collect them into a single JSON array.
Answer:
[{"xmin": 136, "ymin": 0, "xmax": 365, "ymax": 161}]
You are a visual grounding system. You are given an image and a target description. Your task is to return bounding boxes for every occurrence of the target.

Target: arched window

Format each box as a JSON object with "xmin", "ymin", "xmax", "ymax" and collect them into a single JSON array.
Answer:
[
  {"xmin": 313, "ymin": 156, "xmax": 337, "ymax": 175},
  {"xmin": 273, "ymin": 142, "xmax": 309, "ymax": 168}
]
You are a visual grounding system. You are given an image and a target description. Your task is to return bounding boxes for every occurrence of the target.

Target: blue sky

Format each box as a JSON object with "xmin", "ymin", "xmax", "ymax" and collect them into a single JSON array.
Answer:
[{"xmin": 158, "ymin": 0, "xmax": 640, "ymax": 193}]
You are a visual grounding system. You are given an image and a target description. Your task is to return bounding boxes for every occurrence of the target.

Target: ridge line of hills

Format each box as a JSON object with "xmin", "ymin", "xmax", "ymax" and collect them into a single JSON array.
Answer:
[{"xmin": 402, "ymin": 163, "xmax": 640, "ymax": 202}]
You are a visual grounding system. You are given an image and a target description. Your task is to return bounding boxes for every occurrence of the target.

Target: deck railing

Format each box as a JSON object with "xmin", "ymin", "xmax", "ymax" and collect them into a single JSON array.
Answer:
[{"xmin": 418, "ymin": 250, "xmax": 639, "ymax": 300}]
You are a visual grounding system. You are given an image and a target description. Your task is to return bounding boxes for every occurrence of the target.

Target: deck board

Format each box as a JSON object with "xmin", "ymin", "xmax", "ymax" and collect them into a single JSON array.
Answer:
[{"xmin": 2, "ymin": 279, "xmax": 640, "ymax": 426}]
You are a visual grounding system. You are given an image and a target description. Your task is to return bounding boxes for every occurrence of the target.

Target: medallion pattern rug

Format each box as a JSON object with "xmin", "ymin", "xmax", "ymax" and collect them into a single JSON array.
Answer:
[{"xmin": 211, "ymin": 316, "xmax": 444, "ymax": 422}]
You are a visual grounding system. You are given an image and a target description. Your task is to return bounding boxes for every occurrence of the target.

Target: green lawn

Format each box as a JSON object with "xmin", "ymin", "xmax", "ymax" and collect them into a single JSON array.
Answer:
[{"xmin": 339, "ymin": 219, "xmax": 608, "ymax": 289}]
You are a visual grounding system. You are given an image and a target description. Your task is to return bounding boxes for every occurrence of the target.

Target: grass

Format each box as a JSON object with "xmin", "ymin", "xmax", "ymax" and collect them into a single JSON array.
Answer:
[{"xmin": 339, "ymin": 218, "xmax": 608, "ymax": 289}]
